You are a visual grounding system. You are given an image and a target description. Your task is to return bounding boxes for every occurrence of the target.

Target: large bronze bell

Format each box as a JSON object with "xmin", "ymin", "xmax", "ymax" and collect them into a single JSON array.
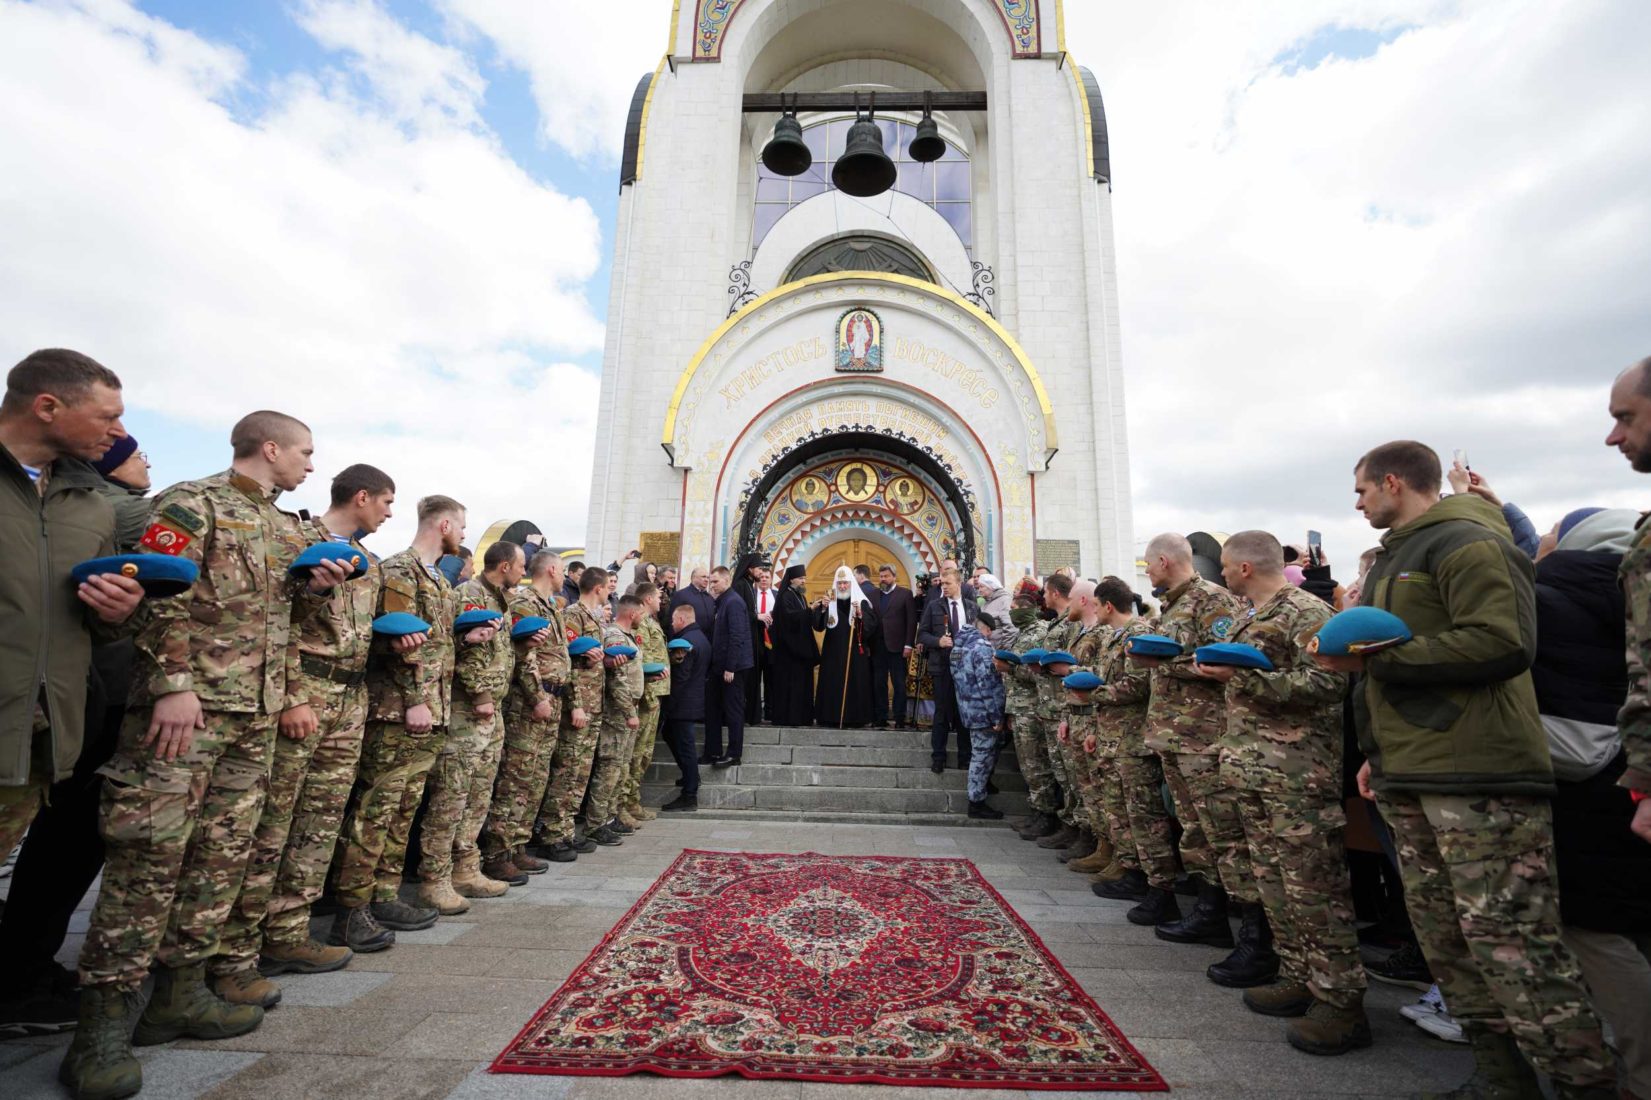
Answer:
[
  {"xmin": 909, "ymin": 93, "xmax": 945, "ymax": 163},
  {"xmin": 761, "ymin": 101, "xmax": 811, "ymax": 177},
  {"xmin": 832, "ymin": 107, "xmax": 897, "ymax": 197}
]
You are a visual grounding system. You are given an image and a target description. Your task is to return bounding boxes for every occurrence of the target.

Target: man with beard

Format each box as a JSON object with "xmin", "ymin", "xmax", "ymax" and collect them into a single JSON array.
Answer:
[
  {"xmin": 814, "ymin": 566, "xmax": 880, "ymax": 729},
  {"xmin": 769, "ymin": 564, "xmax": 818, "ymax": 725},
  {"xmin": 870, "ymin": 564, "xmax": 917, "ymax": 729}
]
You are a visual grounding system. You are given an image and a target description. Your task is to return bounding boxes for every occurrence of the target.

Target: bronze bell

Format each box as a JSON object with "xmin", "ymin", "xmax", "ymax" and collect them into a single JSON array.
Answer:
[
  {"xmin": 832, "ymin": 108, "xmax": 897, "ymax": 197},
  {"xmin": 761, "ymin": 101, "xmax": 811, "ymax": 177},
  {"xmin": 909, "ymin": 94, "xmax": 945, "ymax": 163}
]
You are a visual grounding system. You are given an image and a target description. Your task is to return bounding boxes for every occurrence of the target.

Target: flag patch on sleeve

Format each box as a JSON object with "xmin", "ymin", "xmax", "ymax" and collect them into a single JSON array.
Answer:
[{"xmin": 139, "ymin": 522, "xmax": 192, "ymax": 556}]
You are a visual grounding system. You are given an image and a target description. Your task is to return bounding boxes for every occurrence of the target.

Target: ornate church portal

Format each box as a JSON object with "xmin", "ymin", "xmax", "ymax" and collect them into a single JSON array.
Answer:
[{"xmin": 586, "ymin": 1, "xmax": 1134, "ymax": 582}]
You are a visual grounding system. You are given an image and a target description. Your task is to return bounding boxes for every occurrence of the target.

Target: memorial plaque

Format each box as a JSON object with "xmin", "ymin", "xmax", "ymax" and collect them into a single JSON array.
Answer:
[
  {"xmin": 1036, "ymin": 539, "xmax": 1081, "ymax": 575},
  {"xmin": 639, "ymin": 531, "xmax": 682, "ymax": 570}
]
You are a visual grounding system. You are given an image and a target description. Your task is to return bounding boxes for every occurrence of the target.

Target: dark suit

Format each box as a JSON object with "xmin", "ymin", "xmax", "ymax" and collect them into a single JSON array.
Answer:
[
  {"xmin": 916, "ymin": 593, "xmax": 978, "ymax": 767},
  {"xmin": 665, "ymin": 626, "xmax": 708, "ymax": 796},
  {"xmin": 669, "ymin": 584, "xmax": 717, "ymax": 640},
  {"xmin": 704, "ymin": 589, "xmax": 753, "ymax": 762},
  {"xmin": 742, "ymin": 583, "xmax": 778, "ymax": 723},
  {"xmin": 869, "ymin": 584, "xmax": 918, "ymax": 725}
]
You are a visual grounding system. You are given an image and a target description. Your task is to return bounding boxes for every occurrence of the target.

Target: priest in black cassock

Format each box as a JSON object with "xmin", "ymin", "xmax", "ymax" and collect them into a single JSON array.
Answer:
[
  {"xmin": 769, "ymin": 563, "xmax": 818, "ymax": 726},
  {"xmin": 813, "ymin": 565, "xmax": 880, "ymax": 728}
]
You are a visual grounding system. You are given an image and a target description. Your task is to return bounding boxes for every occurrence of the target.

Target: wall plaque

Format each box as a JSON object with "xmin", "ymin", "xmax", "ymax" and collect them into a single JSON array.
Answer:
[
  {"xmin": 639, "ymin": 531, "xmax": 683, "ymax": 570},
  {"xmin": 1035, "ymin": 538, "xmax": 1081, "ymax": 575}
]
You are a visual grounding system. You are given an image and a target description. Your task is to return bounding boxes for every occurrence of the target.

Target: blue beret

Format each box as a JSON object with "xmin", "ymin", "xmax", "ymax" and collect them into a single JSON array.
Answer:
[
  {"xmin": 1039, "ymin": 650, "xmax": 1077, "ymax": 667},
  {"xmin": 372, "ymin": 612, "xmax": 430, "ymax": 637},
  {"xmin": 568, "ymin": 636, "xmax": 601, "ymax": 656},
  {"xmin": 1063, "ymin": 670, "xmax": 1103, "ymax": 692},
  {"xmin": 454, "ymin": 608, "xmax": 504, "ymax": 631},
  {"xmin": 436, "ymin": 554, "xmax": 465, "ymax": 586},
  {"xmin": 643, "ymin": 662, "xmax": 667, "ymax": 677},
  {"xmin": 1194, "ymin": 643, "xmax": 1274, "ymax": 671},
  {"xmin": 993, "ymin": 649, "xmax": 1021, "ymax": 664},
  {"xmin": 667, "ymin": 638, "xmax": 693, "ymax": 651},
  {"xmin": 1127, "ymin": 634, "xmax": 1184, "ymax": 658},
  {"xmin": 288, "ymin": 542, "xmax": 369, "ymax": 580},
  {"xmin": 1021, "ymin": 648, "xmax": 1049, "ymax": 664},
  {"xmin": 72, "ymin": 554, "xmax": 199, "ymax": 598},
  {"xmin": 510, "ymin": 615, "xmax": 550, "ymax": 640},
  {"xmin": 604, "ymin": 644, "xmax": 639, "ymax": 659},
  {"xmin": 1316, "ymin": 607, "xmax": 1412, "ymax": 656}
]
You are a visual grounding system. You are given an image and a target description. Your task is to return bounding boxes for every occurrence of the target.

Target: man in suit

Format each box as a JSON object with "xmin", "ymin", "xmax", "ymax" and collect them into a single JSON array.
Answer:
[
  {"xmin": 668, "ymin": 566, "xmax": 716, "ymax": 640},
  {"xmin": 730, "ymin": 553, "xmax": 771, "ymax": 723},
  {"xmin": 703, "ymin": 566, "xmax": 753, "ymax": 767},
  {"xmin": 922, "ymin": 557, "xmax": 976, "ymax": 610},
  {"xmin": 917, "ymin": 567, "xmax": 977, "ymax": 774},
  {"xmin": 854, "ymin": 564, "xmax": 877, "ymax": 601},
  {"xmin": 869, "ymin": 564, "xmax": 918, "ymax": 728},
  {"xmin": 660, "ymin": 605, "xmax": 707, "ymax": 812}
]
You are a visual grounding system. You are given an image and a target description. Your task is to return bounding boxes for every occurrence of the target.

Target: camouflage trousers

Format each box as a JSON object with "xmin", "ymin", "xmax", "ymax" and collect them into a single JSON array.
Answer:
[
  {"xmin": 619, "ymin": 702, "xmax": 662, "ymax": 815},
  {"xmin": 1118, "ymin": 753, "xmax": 1178, "ymax": 888},
  {"xmin": 585, "ymin": 713, "xmax": 641, "ymax": 827},
  {"xmin": 1007, "ymin": 709, "xmax": 1059, "ymax": 813},
  {"xmin": 1377, "ymin": 790, "xmax": 1612, "ymax": 1089},
  {"xmin": 216, "ymin": 683, "xmax": 367, "ymax": 972},
  {"xmin": 1234, "ymin": 788, "xmax": 1364, "ymax": 1009},
  {"xmin": 480, "ymin": 696, "xmax": 562, "ymax": 861},
  {"xmin": 1063, "ymin": 711, "xmax": 1107, "ymax": 836},
  {"xmin": 80, "ymin": 708, "xmax": 277, "ymax": 992},
  {"xmin": 419, "ymin": 698, "xmax": 502, "ymax": 882},
  {"xmin": 539, "ymin": 709, "xmax": 601, "ymax": 844},
  {"xmin": 1087, "ymin": 737, "xmax": 1136, "ymax": 870},
  {"xmin": 332, "ymin": 720, "xmax": 444, "ymax": 907},
  {"xmin": 0, "ymin": 735, "xmax": 51, "ymax": 859},
  {"xmin": 1163, "ymin": 751, "xmax": 1252, "ymax": 898},
  {"xmin": 1040, "ymin": 713, "xmax": 1082, "ymax": 825}
]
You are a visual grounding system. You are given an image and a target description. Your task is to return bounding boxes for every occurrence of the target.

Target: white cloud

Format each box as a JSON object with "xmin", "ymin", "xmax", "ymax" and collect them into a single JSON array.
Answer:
[{"xmin": 0, "ymin": 0, "xmax": 605, "ymax": 548}]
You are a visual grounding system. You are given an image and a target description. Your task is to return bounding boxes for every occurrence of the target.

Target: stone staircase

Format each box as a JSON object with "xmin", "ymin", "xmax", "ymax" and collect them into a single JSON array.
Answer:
[{"xmin": 640, "ymin": 724, "xmax": 1029, "ymax": 826}]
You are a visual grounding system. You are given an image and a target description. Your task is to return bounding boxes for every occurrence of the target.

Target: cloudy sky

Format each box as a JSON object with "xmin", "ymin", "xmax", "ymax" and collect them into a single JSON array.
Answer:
[{"xmin": 2, "ymin": 0, "xmax": 1647, "ymax": 568}]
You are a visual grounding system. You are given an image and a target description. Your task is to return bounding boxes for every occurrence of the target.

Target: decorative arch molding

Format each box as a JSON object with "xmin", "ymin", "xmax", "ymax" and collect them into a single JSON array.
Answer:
[
  {"xmin": 747, "ymin": 197, "xmax": 973, "ymax": 298},
  {"xmin": 690, "ymin": 0, "xmax": 1055, "ymax": 62}
]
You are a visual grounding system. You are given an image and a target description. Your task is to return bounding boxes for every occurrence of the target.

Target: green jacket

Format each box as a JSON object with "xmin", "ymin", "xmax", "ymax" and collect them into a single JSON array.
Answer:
[
  {"xmin": 1, "ymin": 446, "xmax": 117, "ymax": 785},
  {"xmin": 1356, "ymin": 494, "xmax": 1551, "ymax": 795}
]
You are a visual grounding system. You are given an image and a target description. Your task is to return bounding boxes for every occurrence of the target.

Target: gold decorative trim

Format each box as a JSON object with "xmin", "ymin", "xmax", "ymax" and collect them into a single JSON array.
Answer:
[
  {"xmin": 634, "ymin": 55, "xmax": 667, "ymax": 182},
  {"xmin": 1067, "ymin": 56, "xmax": 1093, "ymax": 180}
]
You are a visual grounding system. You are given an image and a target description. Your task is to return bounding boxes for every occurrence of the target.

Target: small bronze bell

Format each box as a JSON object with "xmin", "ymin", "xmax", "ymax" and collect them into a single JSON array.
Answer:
[
  {"xmin": 761, "ymin": 98, "xmax": 811, "ymax": 177},
  {"xmin": 832, "ymin": 106, "xmax": 897, "ymax": 197},
  {"xmin": 909, "ymin": 92, "xmax": 945, "ymax": 163}
]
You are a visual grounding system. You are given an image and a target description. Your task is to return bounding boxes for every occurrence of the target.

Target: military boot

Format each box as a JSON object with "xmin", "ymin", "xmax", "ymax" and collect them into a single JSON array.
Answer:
[
  {"xmin": 1207, "ymin": 903, "xmax": 1281, "ymax": 988},
  {"xmin": 328, "ymin": 904, "xmax": 396, "ymax": 952},
  {"xmin": 1093, "ymin": 867, "xmax": 1150, "ymax": 900},
  {"xmin": 1126, "ymin": 887, "xmax": 1182, "ymax": 926},
  {"xmin": 418, "ymin": 878, "xmax": 474, "ymax": 913},
  {"xmin": 452, "ymin": 856, "xmax": 509, "ymax": 898},
  {"xmin": 481, "ymin": 853, "xmax": 529, "ymax": 887},
  {"xmin": 1057, "ymin": 828, "xmax": 1097, "ymax": 863},
  {"xmin": 133, "ymin": 964, "xmax": 263, "ymax": 1045},
  {"xmin": 259, "ymin": 938, "xmax": 352, "ymax": 976},
  {"xmin": 1016, "ymin": 812, "xmax": 1061, "ymax": 841},
  {"xmin": 211, "ymin": 968, "xmax": 282, "ymax": 1009},
  {"xmin": 1286, "ymin": 999, "xmax": 1373, "ymax": 1056},
  {"xmin": 1095, "ymin": 859, "xmax": 1130, "ymax": 882},
  {"xmin": 1415, "ymin": 1022, "xmax": 1543, "ymax": 1099},
  {"xmin": 542, "ymin": 839, "xmax": 579, "ymax": 863},
  {"xmin": 1067, "ymin": 845, "xmax": 1114, "ymax": 874},
  {"xmin": 58, "ymin": 986, "xmax": 142, "ymax": 1100},
  {"xmin": 1241, "ymin": 979, "xmax": 1313, "ymax": 1018},
  {"xmin": 616, "ymin": 809, "xmax": 644, "ymax": 831},
  {"xmin": 512, "ymin": 847, "xmax": 550, "ymax": 874},
  {"xmin": 1036, "ymin": 823, "xmax": 1080, "ymax": 850},
  {"xmin": 632, "ymin": 806, "xmax": 659, "ymax": 822},
  {"xmin": 1155, "ymin": 880, "xmax": 1235, "ymax": 948},
  {"xmin": 370, "ymin": 898, "xmax": 439, "ymax": 931}
]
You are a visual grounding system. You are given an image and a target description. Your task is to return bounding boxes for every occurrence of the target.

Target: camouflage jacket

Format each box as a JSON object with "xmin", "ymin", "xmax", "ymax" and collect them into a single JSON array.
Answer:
[
  {"xmin": 1617, "ymin": 515, "xmax": 1651, "ymax": 793},
  {"xmin": 1144, "ymin": 575, "xmax": 1243, "ymax": 755},
  {"xmin": 1092, "ymin": 618, "xmax": 1154, "ymax": 753},
  {"xmin": 506, "ymin": 584, "xmax": 567, "ymax": 712},
  {"xmin": 1034, "ymin": 616, "xmax": 1083, "ymax": 722},
  {"xmin": 639, "ymin": 615, "xmax": 669, "ymax": 705},
  {"xmin": 1219, "ymin": 585, "xmax": 1345, "ymax": 797},
  {"xmin": 129, "ymin": 470, "xmax": 316, "ymax": 714},
  {"xmin": 1005, "ymin": 618, "xmax": 1049, "ymax": 717},
  {"xmin": 368, "ymin": 548, "xmax": 456, "ymax": 726},
  {"xmin": 601, "ymin": 622, "xmax": 644, "ymax": 724},
  {"xmin": 564, "ymin": 599, "xmax": 606, "ymax": 721},
  {"xmin": 453, "ymin": 575, "xmax": 516, "ymax": 707},
  {"xmin": 1063, "ymin": 621, "xmax": 1109, "ymax": 718},
  {"xmin": 283, "ymin": 517, "xmax": 380, "ymax": 710}
]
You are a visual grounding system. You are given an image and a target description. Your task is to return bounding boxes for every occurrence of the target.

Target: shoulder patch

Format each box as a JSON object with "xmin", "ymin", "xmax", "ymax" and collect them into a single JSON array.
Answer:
[
  {"xmin": 159, "ymin": 502, "xmax": 207, "ymax": 535},
  {"xmin": 138, "ymin": 522, "xmax": 192, "ymax": 556},
  {"xmin": 1210, "ymin": 616, "xmax": 1235, "ymax": 640}
]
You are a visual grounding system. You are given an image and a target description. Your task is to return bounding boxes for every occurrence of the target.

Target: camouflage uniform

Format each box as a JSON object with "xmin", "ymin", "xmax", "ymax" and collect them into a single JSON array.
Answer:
[
  {"xmin": 538, "ymin": 600, "xmax": 606, "ymax": 843},
  {"xmin": 1005, "ymin": 618, "xmax": 1058, "ymax": 813},
  {"xmin": 420, "ymin": 574, "xmax": 515, "ymax": 883},
  {"xmin": 621, "ymin": 614, "xmax": 670, "ymax": 818},
  {"xmin": 1034, "ymin": 616, "xmax": 1084, "ymax": 826},
  {"xmin": 1617, "ymin": 514, "xmax": 1651, "ymax": 795},
  {"xmin": 1092, "ymin": 618, "xmax": 1176, "ymax": 886},
  {"xmin": 80, "ymin": 471, "xmax": 314, "ymax": 992},
  {"xmin": 585, "ymin": 622, "xmax": 644, "ymax": 827},
  {"xmin": 1062, "ymin": 622, "xmax": 1111, "ymax": 838},
  {"xmin": 480, "ymin": 585, "xmax": 567, "ymax": 862},
  {"xmin": 215, "ymin": 519, "xmax": 378, "ymax": 974},
  {"xmin": 1217, "ymin": 585, "xmax": 1361, "ymax": 1008},
  {"xmin": 1142, "ymin": 575, "xmax": 1246, "ymax": 890},
  {"xmin": 332, "ymin": 550, "xmax": 456, "ymax": 908}
]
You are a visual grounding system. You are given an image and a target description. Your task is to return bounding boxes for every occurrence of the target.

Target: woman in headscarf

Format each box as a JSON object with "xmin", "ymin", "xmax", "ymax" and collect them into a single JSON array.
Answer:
[
  {"xmin": 769, "ymin": 563, "xmax": 818, "ymax": 725},
  {"xmin": 813, "ymin": 565, "xmax": 881, "ymax": 728}
]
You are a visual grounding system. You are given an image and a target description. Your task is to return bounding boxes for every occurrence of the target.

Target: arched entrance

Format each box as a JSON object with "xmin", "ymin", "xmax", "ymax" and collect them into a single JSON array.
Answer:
[{"xmin": 802, "ymin": 538, "xmax": 912, "ymax": 606}]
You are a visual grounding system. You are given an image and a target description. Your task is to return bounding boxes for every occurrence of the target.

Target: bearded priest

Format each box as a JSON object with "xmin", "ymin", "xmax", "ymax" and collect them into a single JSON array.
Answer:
[{"xmin": 812, "ymin": 565, "xmax": 880, "ymax": 729}]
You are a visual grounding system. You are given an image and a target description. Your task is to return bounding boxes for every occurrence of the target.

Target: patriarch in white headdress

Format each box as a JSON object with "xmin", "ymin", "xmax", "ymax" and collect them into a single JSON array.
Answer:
[{"xmin": 825, "ymin": 564, "xmax": 871, "ymax": 629}]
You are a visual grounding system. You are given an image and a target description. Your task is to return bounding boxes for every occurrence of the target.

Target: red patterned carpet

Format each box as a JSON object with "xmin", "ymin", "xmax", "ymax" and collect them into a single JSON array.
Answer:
[{"xmin": 491, "ymin": 850, "xmax": 1167, "ymax": 1090}]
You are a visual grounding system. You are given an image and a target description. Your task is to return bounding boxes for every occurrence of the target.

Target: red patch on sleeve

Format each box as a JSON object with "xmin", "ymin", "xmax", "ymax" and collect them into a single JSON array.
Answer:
[
  {"xmin": 465, "ymin": 603, "xmax": 483, "ymax": 612},
  {"xmin": 566, "ymin": 627, "xmax": 579, "ymax": 642},
  {"xmin": 138, "ymin": 523, "xmax": 192, "ymax": 556}
]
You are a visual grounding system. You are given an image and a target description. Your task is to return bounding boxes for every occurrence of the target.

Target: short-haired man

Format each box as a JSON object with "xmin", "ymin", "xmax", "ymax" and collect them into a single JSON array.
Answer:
[
  {"xmin": 66, "ymin": 409, "xmax": 347, "ymax": 1094},
  {"xmin": 704, "ymin": 566, "xmax": 754, "ymax": 766},
  {"xmin": 536, "ymin": 566, "xmax": 610, "ymax": 860},
  {"xmin": 917, "ymin": 568, "xmax": 978, "ymax": 775},
  {"xmin": 1029, "ymin": 573, "xmax": 1084, "ymax": 851},
  {"xmin": 480, "ymin": 551, "xmax": 567, "ymax": 877},
  {"xmin": 419, "ymin": 540, "xmax": 521, "ymax": 908},
  {"xmin": 329, "ymin": 495, "xmax": 467, "ymax": 950},
  {"xmin": 662, "ymin": 604, "xmax": 709, "ymax": 811},
  {"xmin": 1058, "ymin": 581, "xmax": 1113, "ymax": 870},
  {"xmin": 617, "ymin": 582, "xmax": 669, "ymax": 828},
  {"xmin": 668, "ymin": 565, "xmax": 716, "ymax": 640},
  {"xmin": 586, "ymin": 596, "xmax": 647, "ymax": 845},
  {"xmin": 870, "ymin": 564, "xmax": 918, "ymax": 728},
  {"xmin": 212, "ymin": 463, "xmax": 403, "ymax": 1001},
  {"xmin": 1324, "ymin": 441, "xmax": 1612, "ymax": 1093},
  {"xmin": 1603, "ymin": 360, "xmax": 1651, "ymax": 844}
]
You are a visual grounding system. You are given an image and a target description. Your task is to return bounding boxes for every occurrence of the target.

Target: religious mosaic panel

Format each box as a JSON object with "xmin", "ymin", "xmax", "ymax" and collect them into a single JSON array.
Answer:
[{"xmin": 752, "ymin": 456, "xmax": 962, "ymax": 572}]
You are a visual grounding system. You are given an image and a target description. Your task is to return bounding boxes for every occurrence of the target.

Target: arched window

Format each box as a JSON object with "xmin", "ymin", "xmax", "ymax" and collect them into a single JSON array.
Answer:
[
  {"xmin": 785, "ymin": 236, "xmax": 933, "ymax": 282},
  {"xmin": 754, "ymin": 117, "xmax": 972, "ymax": 250}
]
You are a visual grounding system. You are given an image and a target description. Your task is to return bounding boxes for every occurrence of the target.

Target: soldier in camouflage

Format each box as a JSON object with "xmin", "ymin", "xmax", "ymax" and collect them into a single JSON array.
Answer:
[
  {"xmin": 1604, "ymin": 361, "xmax": 1651, "ymax": 843},
  {"xmin": 1136, "ymin": 532, "xmax": 1247, "ymax": 949},
  {"xmin": 1033, "ymin": 573, "xmax": 1087, "ymax": 854},
  {"xmin": 480, "ymin": 550, "xmax": 567, "ymax": 880},
  {"xmin": 536, "ymin": 566, "xmax": 610, "ymax": 861},
  {"xmin": 585, "ymin": 596, "xmax": 646, "ymax": 845},
  {"xmin": 1058, "ymin": 581, "xmax": 1112, "ymax": 870},
  {"xmin": 212, "ymin": 465, "xmax": 404, "ymax": 1006},
  {"xmin": 618, "ymin": 581, "xmax": 670, "ymax": 828},
  {"xmin": 1003, "ymin": 582, "xmax": 1060, "ymax": 838},
  {"xmin": 65, "ymin": 411, "xmax": 349, "ymax": 1099},
  {"xmin": 418, "ymin": 540, "xmax": 522, "ymax": 908},
  {"xmin": 328, "ymin": 495, "xmax": 466, "ymax": 949}
]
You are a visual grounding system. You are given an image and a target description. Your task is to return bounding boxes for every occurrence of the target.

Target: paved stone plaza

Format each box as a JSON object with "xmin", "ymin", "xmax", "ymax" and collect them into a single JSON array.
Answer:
[{"xmin": 1, "ymin": 818, "xmax": 1473, "ymax": 1100}]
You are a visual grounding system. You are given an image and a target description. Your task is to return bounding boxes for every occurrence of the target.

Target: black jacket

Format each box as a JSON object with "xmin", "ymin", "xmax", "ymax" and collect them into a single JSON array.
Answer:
[
  {"xmin": 1553, "ymin": 751, "xmax": 1651, "ymax": 932},
  {"xmin": 916, "ymin": 593, "xmax": 978, "ymax": 672},
  {"xmin": 711, "ymin": 590, "xmax": 753, "ymax": 674},
  {"xmin": 669, "ymin": 585, "xmax": 717, "ymax": 640},
  {"xmin": 668, "ymin": 626, "xmax": 709, "ymax": 721}
]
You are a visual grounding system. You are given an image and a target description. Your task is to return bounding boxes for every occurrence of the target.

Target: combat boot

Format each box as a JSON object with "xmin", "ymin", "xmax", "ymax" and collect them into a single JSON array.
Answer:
[
  {"xmin": 1207, "ymin": 903, "xmax": 1281, "ymax": 988},
  {"xmin": 133, "ymin": 964, "xmax": 263, "ymax": 1045},
  {"xmin": 58, "ymin": 986, "xmax": 142, "ymax": 1100},
  {"xmin": 1416, "ymin": 1022, "xmax": 1543, "ymax": 1099},
  {"xmin": 1067, "ymin": 846, "xmax": 1113, "ymax": 874},
  {"xmin": 259, "ymin": 938, "xmax": 352, "ymax": 975},
  {"xmin": 418, "ymin": 879, "xmax": 474, "ymax": 913},
  {"xmin": 1057, "ymin": 828, "xmax": 1097, "ymax": 863},
  {"xmin": 542, "ymin": 840, "xmax": 579, "ymax": 862},
  {"xmin": 616, "ymin": 808, "xmax": 643, "ymax": 831},
  {"xmin": 481, "ymin": 853, "xmax": 530, "ymax": 887},
  {"xmin": 632, "ymin": 805, "xmax": 659, "ymax": 822},
  {"xmin": 1286, "ymin": 999, "xmax": 1372, "ymax": 1056},
  {"xmin": 1155, "ymin": 880, "xmax": 1235, "ymax": 948},
  {"xmin": 1016, "ymin": 811, "xmax": 1060, "ymax": 841},
  {"xmin": 211, "ymin": 968, "xmax": 282, "ymax": 1009},
  {"xmin": 513, "ymin": 847, "xmax": 550, "ymax": 874},
  {"xmin": 328, "ymin": 904, "xmax": 396, "ymax": 952},
  {"xmin": 1241, "ymin": 979, "xmax": 1313, "ymax": 1017},
  {"xmin": 453, "ymin": 855, "xmax": 509, "ymax": 898},
  {"xmin": 370, "ymin": 898, "xmax": 439, "ymax": 931},
  {"xmin": 586, "ymin": 822, "xmax": 625, "ymax": 846},
  {"xmin": 607, "ymin": 817, "xmax": 635, "ymax": 836},
  {"xmin": 1093, "ymin": 868, "xmax": 1150, "ymax": 901},
  {"xmin": 1126, "ymin": 887, "xmax": 1182, "ymax": 926},
  {"xmin": 1036, "ymin": 823, "xmax": 1080, "ymax": 850}
]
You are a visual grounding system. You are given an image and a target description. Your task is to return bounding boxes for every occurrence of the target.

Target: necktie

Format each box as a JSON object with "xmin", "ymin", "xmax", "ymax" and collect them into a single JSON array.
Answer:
[
  {"xmin": 761, "ymin": 591, "xmax": 771, "ymax": 647},
  {"xmin": 948, "ymin": 600, "xmax": 959, "ymax": 635}
]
